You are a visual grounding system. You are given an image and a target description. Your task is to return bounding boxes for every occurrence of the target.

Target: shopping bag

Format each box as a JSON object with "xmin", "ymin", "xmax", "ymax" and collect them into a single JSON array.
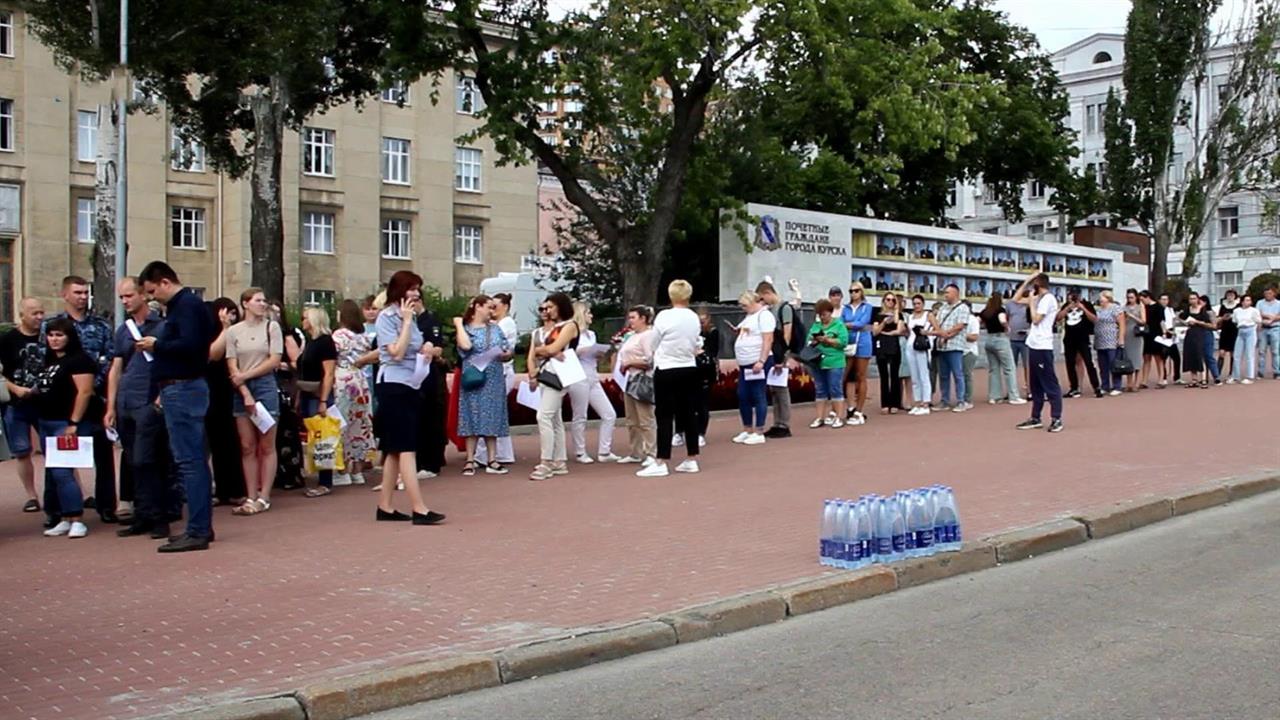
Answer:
[
  {"xmin": 302, "ymin": 414, "xmax": 345, "ymax": 474},
  {"xmin": 45, "ymin": 435, "xmax": 94, "ymax": 468}
]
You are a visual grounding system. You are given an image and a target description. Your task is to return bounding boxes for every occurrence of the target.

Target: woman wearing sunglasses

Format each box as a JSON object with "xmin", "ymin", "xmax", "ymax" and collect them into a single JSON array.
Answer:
[{"xmin": 841, "ymin": 282, "xmax": 874, "ymax": 425}]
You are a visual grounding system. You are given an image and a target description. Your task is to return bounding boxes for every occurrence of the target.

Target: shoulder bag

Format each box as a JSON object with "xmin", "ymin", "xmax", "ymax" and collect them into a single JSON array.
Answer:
[
  {"xmin": 624, "ymin": 371, "xmax": 655, "ymax": 404},
  {"xmin": 460, "ymin": 327, "xmax": 493, "ymax": 391}
]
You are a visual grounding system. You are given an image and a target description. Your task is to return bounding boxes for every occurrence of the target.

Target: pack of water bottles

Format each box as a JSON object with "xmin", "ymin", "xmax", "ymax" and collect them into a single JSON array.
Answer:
[{"xmin": 818, "ymin": 486, "xmax": 961, "ymax": 568}]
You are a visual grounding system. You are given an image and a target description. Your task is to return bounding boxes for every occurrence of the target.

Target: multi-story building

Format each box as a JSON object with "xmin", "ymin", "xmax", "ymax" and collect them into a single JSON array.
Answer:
[
  {"xmin": 0, "ymin": 6, "xmax": 538, "ymax": 319},
  {"xmin": 948, "ymin": 33, "xmax": 1280, "ymax": 298}
]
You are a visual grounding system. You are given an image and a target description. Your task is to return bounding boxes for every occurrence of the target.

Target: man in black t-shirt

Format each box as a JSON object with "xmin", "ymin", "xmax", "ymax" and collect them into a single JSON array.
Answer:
[
  {"xmin": 1, "ymin": 297, "xmax": 46, "ymax": 511},
  {"xmin": 415, "ymin": 306, "xmax": 448, "ymax": 475},
  {"xmin": 1057, "ymin": 291, "xmax": 1101, "ymax": 397},
  {"xmin": 757, "ymin": 281, "xmax": 794, "ymax": 438}
]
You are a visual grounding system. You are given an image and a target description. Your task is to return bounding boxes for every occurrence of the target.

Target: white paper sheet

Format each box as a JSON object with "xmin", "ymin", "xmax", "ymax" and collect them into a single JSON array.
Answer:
[
  {"xmin": 125, "ymin": 319, "xmax": 154, "ymax": 362},
  {"xmin": 611, "ymin": 356, "xmax": 628, "ymax": 391},
  {"xmin": 411, "ymin": 354, "xmax": 432, "ymax": 386},
  {"xmin": 326, "ymin": 404, "xmax": 347, "ymax": 429},
  {"xmin": 766, "ymin": 366, "xmax": 790, "ymax": 388},
  {"xmin": 470, "ymin": 345, "xmax": 505, "ymax": 372},
  {"xmin": 251, "ymin": 402, "xmax": 277, "ymax": 433},
  {"xmin": 548, "ymin": 349, "xmax": 587, "ymax": 388},
  {"xmin": 516, "ymin": 380, "xmax": 542, "ymax": 410},
  {"xmin": 44, "ymin": 436, "xmax": 95, "ymax": 468},
  {"xmin": 743, "ymin": 368, "xmax": 766, "ymax": 381},
  {"xmin": 1155, "ymin": 336, "xmax": 1176, "ymax": 347}
]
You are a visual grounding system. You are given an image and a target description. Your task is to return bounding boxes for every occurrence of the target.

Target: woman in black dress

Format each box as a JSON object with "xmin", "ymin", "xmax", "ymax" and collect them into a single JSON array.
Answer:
[
  {"xmin": 1217, "ymin": 290, "xmax": 1240, "ymax": 381},
  {"xmin": 206, "ymin": 299, "xmax": 248, "ymax": 507},
  {"xmin": 1179, "ymin": 295, "xmax": 1213, "ymax": 388}
]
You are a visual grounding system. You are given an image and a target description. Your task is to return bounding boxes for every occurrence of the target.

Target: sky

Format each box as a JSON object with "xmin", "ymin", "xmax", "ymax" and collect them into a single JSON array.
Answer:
[{"xmin": 993, "ymin": 0, "xmax": 1253, "ymax": 53}]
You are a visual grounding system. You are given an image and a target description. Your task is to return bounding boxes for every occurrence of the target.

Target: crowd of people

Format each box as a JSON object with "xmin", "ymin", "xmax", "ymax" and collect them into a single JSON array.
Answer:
[{"xmin": 3, "ymin": 264, "xmax": 1277, "ymax": 550}]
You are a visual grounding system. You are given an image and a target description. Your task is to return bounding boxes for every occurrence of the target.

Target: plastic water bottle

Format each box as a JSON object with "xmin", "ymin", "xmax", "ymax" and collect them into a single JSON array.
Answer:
[
  {"xmin": 819, "ymin": 499, "xmax": 838, "ymax": 566},
  {"xmin": 855, "ymin": 498, "xmax": 876, "ymax": 565},
  {"xmin": 894, "ymin": 492, "xmax": 916, "ymax": 556},
  {"xmin": 906, "ymin": 490, "xmax": 935, "ymax": 558},
  {"xmin": 833, "ymin": 500, "xmax": 854, "ymax": 568},
  {"xmin": 875, "ymin": 497, "xmax": 906, "ymax": 563},
  {"xmin": 933, "ymin": 486, "xmax": 961, "ymax": 552}
]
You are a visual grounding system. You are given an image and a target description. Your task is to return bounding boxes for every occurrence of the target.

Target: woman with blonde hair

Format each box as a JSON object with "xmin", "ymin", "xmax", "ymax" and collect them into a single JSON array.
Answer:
[
  {"xmin": 225, "ymin": 287, "xmax": 283, "ymax": 515},
  {"xmin": 732, "ymin": 289, "xmax": 775, "ymax": 445},
  {"xmin": 568, "ymin": 301, "xmax": 620, "ymax": 464},
  {"xmin": 297, "ymin": 306, "xmax": 338, "ymax": 496},
  {"xmin": 841, "ymin": 281, "xmax": 874, "ymax": 425},
  {"xmin": 637, "ymin": 280, "xmax": 702, "ymax": 477}
]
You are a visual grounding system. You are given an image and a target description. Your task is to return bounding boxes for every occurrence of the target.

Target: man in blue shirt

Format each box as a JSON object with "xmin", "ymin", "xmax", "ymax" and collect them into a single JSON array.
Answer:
[
  {"xmin": 136, "ymin": 262, "xmax": 216, "ymax": 552},
  {"xmin": 106, "ymin": 277, "xmax": 176, "ymax": 539}
]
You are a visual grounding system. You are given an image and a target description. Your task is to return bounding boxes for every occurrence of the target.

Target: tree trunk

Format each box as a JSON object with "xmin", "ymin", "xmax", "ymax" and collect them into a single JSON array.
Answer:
[
  {"xmin": 615, "ymin": 228, "xmax": 664, "ymax": 308},
  {"xmin": 249, "ymin": 75, "xmax": 287, "ymax": 302},
  {"xmin": 1151, "ymin": 225, "xmax": 1171, "ymax": 291},
  {"xmin": 92, "ymin": 90, "xmax": 121, "ymax": 318}
]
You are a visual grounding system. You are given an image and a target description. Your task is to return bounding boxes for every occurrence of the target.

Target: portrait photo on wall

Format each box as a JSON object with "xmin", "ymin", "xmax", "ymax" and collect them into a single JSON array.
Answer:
[
  {"xmin": 993, "ymin": 279, "xmax": 1018, "ymax": 300},
  {"xmin": 877, "ymin": 235, "xmax": 907, "ymax": 257},
  {"xmin": 910, "ymin": 238, "xmax": 937, "ymax": 261},
  {"xmin": 966, "ymin": 277, "xmax": 991, "ymax": 300},
  {"xmin": 966, "ymin": 245, "xmax": 992, "ymax": 266},
  {"xmin": 1046, "ymin": 254, "xmax": 1067, "ymax": 276},
  {"xmin": 853, "ymin": 267, "xmax": 875, "ymax": 290},
  {"xmin": 940, "ymin": 243, "xmax": 965, "ymax": 265},
  {"xmin": 875, "ymin": 270, "xmax": 893, "ymax": 292},
  {"xmin": 1020, "ymin": 251, "xmax": 1043, "ymax": 273},
  {"xmin": 940, "ymin": 275, "xmax": 965, "ymax": 296},
  {"xmin": 1052, "ymin": 285, "xmax": 1068, "ymax": 303},
  {"xmin": 1067, "ymin": 257, "xmax": 1087, "ymax": 277},
  {"xmin": 888, "ymin": 270, "xmax": 908, "ymax": 293},
  {"xmin": 911, "ymin": 272, "xmax": 938, "ymax": 298},
  {"xmin": 1088, "ymin": 260, "xmax": 1109, "ymax": 279},
  {"xmin": 993, "ymin": 248, "xmax": 1017, "ymax": 269}
]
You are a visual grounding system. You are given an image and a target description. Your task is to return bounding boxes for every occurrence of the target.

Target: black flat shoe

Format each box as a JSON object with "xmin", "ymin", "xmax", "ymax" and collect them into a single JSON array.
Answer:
[
  {"xmin": 22, "ymin": 499, "xmax": 39, "ymax": 513},
  {"xmin": 376, "ymin": 508, "xmax": 411, "ymax": 522},
  {"xmin": 158, "ymin": 535, "xmax": 210, "ymax": 553},
  {"xmin": 117, "ymin": 523, "xmax": 152, "ymax": 537},
  {"xmin": 83, "ymin": 496, "xmax": 97, "ymax": 510},
  {"xmin": 99, "ymin": 511, "xmax": 119, "ymax": 524},
  {"xmin": 412, "ymin": 510, "xmax": 446, "ymax": 525},
  {"xmin": 149, "ymin": 523, "xmax": 170, "ymax": 540},
  {"xmin": 167, "ymin": 530, "xmax": 215, "ymax": 543}
]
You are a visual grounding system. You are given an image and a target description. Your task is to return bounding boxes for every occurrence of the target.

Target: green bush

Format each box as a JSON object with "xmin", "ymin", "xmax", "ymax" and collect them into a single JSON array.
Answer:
[{"xmin": 1246, "ymin": 272, "xmax": 1280, "ymax": 299}]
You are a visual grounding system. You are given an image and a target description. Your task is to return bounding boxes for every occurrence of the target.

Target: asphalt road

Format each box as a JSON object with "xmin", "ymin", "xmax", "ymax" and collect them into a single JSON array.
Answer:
[{"xmin": 365, "ymin": 492, "xmax": 1280, "ymax": 720}]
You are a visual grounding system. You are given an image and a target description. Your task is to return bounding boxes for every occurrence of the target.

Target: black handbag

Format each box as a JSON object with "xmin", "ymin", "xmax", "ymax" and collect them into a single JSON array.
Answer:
[
  {"xmin": 536, "ymin": 365, "xmax": 564, "ymax": 391},
  {"xmin": 799, "ymin": 344, "xmax": 823, "ymax": 365},
  {"xmin": 912, "ymin": 331, "xmax": 931, "ymax": 352},
  {"xmin": 1111, "ymin": 356, "xmax": 1136, "ymax": 375}
]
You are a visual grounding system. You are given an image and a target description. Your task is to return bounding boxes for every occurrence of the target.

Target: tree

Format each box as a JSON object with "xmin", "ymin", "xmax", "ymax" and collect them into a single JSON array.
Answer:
[
  {"xmin": 1247, "ymin": 271, "xmax": 1280, "ymax": 299},
  {"xmin": 24, "ymin": 0, "xmax": 436, "ymax": 301},
  {"xmin": 1103, "ymin": 0, "xmax": 1280, "ymax": 290}
]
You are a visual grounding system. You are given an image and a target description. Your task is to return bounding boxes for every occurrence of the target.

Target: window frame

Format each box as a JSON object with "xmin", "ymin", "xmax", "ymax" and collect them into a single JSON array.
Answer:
[
  {"xmin": 381, "ymin": 217, "xmax": 412, "ymax": 260},
  {"xmin": 304, "ymin": 289, "xmax": 336, "ymax": 307},
  {"xmin": 0, "ymin": 98, "xmax": 13, "ymax": 152},
  {"xmin": 301, "ymin": 210, "xmax": 336, "ymax": 255},
  {"xmin": 170, "ymin": 127, "xmax": 206, "ymax": 172},
  {"xmin": 456, "ymin": 76, "xmax": 482, "ymax": 115},
  {"xmin": 170, "ymin": 206, "xmax": 207, "ymax": 250},
  {"xmin": 1028, "ymin": 179, "xmax": 1047, "ymax": 200},
  {"xmin": 1218, "ymin": 206, "xmax": 1240, "ymax": 238},
  {"xmin": 302, "ymin": 127, "xmax": 336, "ymax": 177},
  {"xmin": 1026, "ymin": 223, "xmax": 1045, "ymax": 241},
  {"xmin": 76, "ymin": 197, "xmax": 95, "ymax": 244},
  {"xmin": 77, "ymin": 110, "xmax": 97, "ymax": 162},
  {"xmin": 381, "ymin": 136, "xmax": 411, "ymax": 185},
  {"xmin": 454, "ymin": 224, "xmax": 483, "ymax": 264},
  {"xmin": 454, "ymin": 147, "xmax": 482, "ymax": 192},
  {"xmin": 0, "ymin": 12, "xmax": 12, "ymax": 58},
  {"xmin": 381, "ymin": 82, "xmax": 410, "ymax": 105}
]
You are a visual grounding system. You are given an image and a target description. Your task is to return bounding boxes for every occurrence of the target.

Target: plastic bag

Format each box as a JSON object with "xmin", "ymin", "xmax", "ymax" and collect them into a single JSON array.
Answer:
[{"xmin": 303, "ymin": 414, "xmax": 345, "ymax": 474}]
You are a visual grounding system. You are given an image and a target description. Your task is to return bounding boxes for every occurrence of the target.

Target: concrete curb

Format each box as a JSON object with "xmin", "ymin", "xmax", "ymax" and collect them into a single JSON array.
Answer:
[{"xmin": 171, "ymin": 467, "xmax": 1279, "ymax": 720}]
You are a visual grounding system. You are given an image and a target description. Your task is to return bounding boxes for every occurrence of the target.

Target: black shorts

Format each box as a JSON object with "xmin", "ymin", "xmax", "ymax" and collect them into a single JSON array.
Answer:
[{"xmin": 375, "ymin": 382, "xmax": 421, "ymax": 454}]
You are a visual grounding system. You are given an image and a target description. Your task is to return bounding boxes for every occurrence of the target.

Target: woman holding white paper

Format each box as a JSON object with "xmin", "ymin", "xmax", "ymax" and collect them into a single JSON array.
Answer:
[
  {"xmin": 568, "ymin": 302, "xmax": 619, "ymax": 464},
  {"xmin": 298, "ymin": 307, "xmax": 339, "ymax": 496},
  {"xmin": 454, "ymin": 295, "xmax": 512, "ymax": 476},
  {"xmin": 33, "ymin": 317, "xmax": 92, "ymax": 538},
  {"xmin": 732, "ymin": 291, "xmax": 776, "ymax": 446},
  {"xmin": 527, "ymin": 292, "xmax": 579, "ymax": 481},
  {"xmin": 226, "ymin": 288, "xmax": 283, "ymax": 515}
]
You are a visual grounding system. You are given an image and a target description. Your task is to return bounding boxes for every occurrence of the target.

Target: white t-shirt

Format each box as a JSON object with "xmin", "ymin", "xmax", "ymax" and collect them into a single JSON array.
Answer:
[
  {"xmin": 652, "ymin": 307, "xmax": 701, "ymax": 370},
  {"xmin": 1027, "ymin": 293, "xmax": 1059, "ymax": 351},
  {"xmin": 1233, "ymin": 306, "xmax": 1262, "ymax": 328},
  {"xmin": 965, "ymin": 316, "xmax": 981, "ymax": 356},
  {"xmin": 497, "ymin": 316, "xmax": 518, "ymax": 372},
  {"xmin": 734, "ymin": 308, "xmax": 777, "ymax": 366}
]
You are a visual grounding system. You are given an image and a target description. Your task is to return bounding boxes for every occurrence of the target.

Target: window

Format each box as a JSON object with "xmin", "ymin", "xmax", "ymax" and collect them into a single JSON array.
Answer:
[
  {"xmin": 302, "ymin": 211, "xmax": 335, "ymax": 254},
  {"xmin": 170, "ymin": 206, "xmax": 206, "ymax": 250},
  {"xmin": 0, "ymin": 239, "xmax": 12, "ymax": 323},
  {"xmin": 381, "ymin": 218, "xmax": 411, "ymax": 259},
  {"xmin": 946, "ymin": 185, "xmax": 957, "ymax": 207},
  {"xmin": 0, "ymin": 12, "xmax": 12, "ymax": 57},
  {"xmin": 520, "ymin": 253, "xmax": 541, "ymax": 271},
  {"xmin": 1214, "ymin": 271, "xmax": 1243, "ymax": 288},
  {"xmin": 77, "ymin": 110, "xmax": 97, "ymax": 161},
  {"xmin": 1166, "ymin": 152, "xmax": 1184, "ymax": 184},
  {"xmin": 454, "ymin": 147, "xmax": 482, "ymax": 191},
  {"xmin": 302, "ymin": 127, "xmax": 335, "ymax": 176},
  {"xmin": 1085, "ymin": 103, "xmax": 1102, "ymax": 135},
  {"xmin": 1218, "ymin": 206, "xmax": 1239, "ymax": 237},
  {"xmin": 540, "ymin": 50, "xmax": 559, "ymax": 65},
  {"xmin": 76, "ymin": 198, "xmax": 95, "ymax": 243},
  {"xmin": 982, "ymin": 226, "xmax": 1000, "ymax": 235},
  {"xmin": 539, "ymin": 85, "xmax": 557, "ymax": 114},
  {"xmin": 381, "ymin": 82, "xmax": 409, "ymax": 105},
  {"xmin": 1026, "ymin": 223, "xmax": 1045, "ymax": 241},
  {"xmin": 304, "ymin": 289, "xmax": 335, "ymax": 306},
  {"xmin": 0, "ymin": 98, "xmax": 12, "ymax": 151},
  {"xmin": 381, "ymin": 137, "xmax": 411, "ymax": 184},
  {"xmin": 456, "ymin": 76, "xmax": 482, "ymax": 114},
  {"xmin": 170, "ymin": 128, "xmax": 205, "ymax": 171},
  {"xmin": 1092, "ymin": 51, "xmax": 1112, "ymax": 64},
  {"xmin": 563, "ymin": 83, "xmax": 584, "ymax": 113},
  {"xmin": 1028, "ymin": 179, "xmax": 1047, "ymax": 199},
  {"xmin": 538, "ymin": 132, "xmax": 560, "ymax": 147},
  {"xmin": 454, "ymin": 224, "xmax": 483, "ymax": 264},
  {"xmin": 981, "ymin": 183, "xmax": 997, "ymax": 204},
  {"xmin": 1087, "ymin": 162, "xmax": 1108, "ymax": 189}
]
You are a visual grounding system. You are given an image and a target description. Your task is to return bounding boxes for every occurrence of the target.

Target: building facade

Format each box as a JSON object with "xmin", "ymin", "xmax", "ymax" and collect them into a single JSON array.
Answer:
[
  {"xmin": 947, "ymin": 33, "xmax": 1280, "ymax": 298},
  {"xmin": 0, "ymin": 6, "xmax": 539, "ymax": 319}
]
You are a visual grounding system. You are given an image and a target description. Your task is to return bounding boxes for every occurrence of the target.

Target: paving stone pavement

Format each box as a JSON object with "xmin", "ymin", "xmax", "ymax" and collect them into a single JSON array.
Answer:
[{"xmin": 0, "ymin": 373, "xmax": 1277, "ymax": 719}]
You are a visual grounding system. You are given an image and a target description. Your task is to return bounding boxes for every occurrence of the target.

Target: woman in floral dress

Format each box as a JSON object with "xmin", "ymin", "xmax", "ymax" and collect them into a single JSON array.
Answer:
[
  {"xmin": 333, "ymin": 300, "xmax": 378, "ymax": 485},
  {"xmin": 454, "ymin": 295, "xmax": 513, "ymax": 476}
]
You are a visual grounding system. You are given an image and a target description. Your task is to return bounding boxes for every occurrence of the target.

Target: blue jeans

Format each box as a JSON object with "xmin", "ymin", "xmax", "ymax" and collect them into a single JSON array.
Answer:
[
  {"xmin": 737, "ymin": 359, "xmax": 773, "ymax": 429},
  {"xmin": 812, "ymin": 366, "xmax": 845, "ymax": 401},
  {"xmin": 1233, "ymin": 326, "xmax": 1258, "ymax": 380},
  {"xmin": 936, "ymin": 350, "xmax": 965, "ymax": 406},
  {"xmin": 1203, "ymin": 333, "xmax": 1220, "ymax": 381},
  {"xmin": 160, "ymin": 379, "xmax": 213, "ymax": 539},
  {"xmin": 1097, "ymin": 348, "xmax": 1117, "ymax": 392},
  {"xmin": 3, "ymin": 402, "xmax": 36, "ymax": 456},
  {"xmin": 1029, "ymin": 348, "xmax": 1063, "ymax": 421},
  {"xmin": 1263, "ymin": 327, "xmax": 1280, "ymax": 377},
  {"xmin": 38, "ymin": 419, "xmax": 86, "ymax": 518},
  {"xmin": 1010, "ymin": 339, "xmax": 1028, "ymax": 368}
]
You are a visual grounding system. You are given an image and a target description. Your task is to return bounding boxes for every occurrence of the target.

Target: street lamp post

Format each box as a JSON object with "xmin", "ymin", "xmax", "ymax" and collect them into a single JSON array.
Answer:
[{"xmin": 113, "ymin": 0, "xmax": 128, "ymax": 325}]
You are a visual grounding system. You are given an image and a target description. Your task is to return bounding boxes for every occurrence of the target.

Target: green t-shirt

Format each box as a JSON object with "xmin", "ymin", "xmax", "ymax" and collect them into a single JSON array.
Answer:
[{"xmin": 808, "ymin": 318, "xmax": 849, "ymax": 370}]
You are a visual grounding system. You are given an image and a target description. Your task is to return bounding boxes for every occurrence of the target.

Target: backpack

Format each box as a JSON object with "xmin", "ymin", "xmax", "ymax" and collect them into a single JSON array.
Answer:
[{"xmin": 772, "ymin": 303, "xmax": 805, "ymax": 360}]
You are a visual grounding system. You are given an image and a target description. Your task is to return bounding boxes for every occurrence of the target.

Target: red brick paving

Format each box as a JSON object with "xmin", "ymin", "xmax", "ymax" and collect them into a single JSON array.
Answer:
[{"xmin": 0, "ymin": 373, "xmax": 1277, "ymax": 719}]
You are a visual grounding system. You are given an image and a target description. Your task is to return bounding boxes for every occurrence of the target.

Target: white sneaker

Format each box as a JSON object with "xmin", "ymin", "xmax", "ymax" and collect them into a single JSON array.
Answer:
[
  {"xmin": 641, "ymin": 456, "xmax": 656, "ymax": 467},
  {"xmin": 598, "ymin": 453, "xmax": 623, "ymax": 463},
  {"xmin": 831, "ymin": 418, "xmax": 845, "ymax": 429},
  {"xmin": 636, "ymin": 462, "xmax": 669, "ymax": 477},
  {"xmin": 1008, "ymin": 397, "xmax": 1028, "ymax": 405},
  {"xmin": 575, "ymin": 454, "xmax": 596, "ymax": 464},
  {"xmin": 907, "ymin": 407, "xmax": 920, "ymax": 416},
  {"xmin": 698, "ymin": 436, "xmax": 706, "ymax": 448},
  {"xmin": 44, "ymin": 521, "xmax": 72, "ymax": 536},
  {"xmin": 809, "ymin": 418, "xmax": 824, "ymax": 429},
  {"xmin": 823, "ymin": 413, "xmax": 836, "ymax": 426},
  {"xmin": 952, "ymin": 403, "xmax": 967, "ymax": 413},
  {"xmin": 917, "ymin": 407, "xmax": 931, "ymax": 416},
  {"xmin": 731, "ymin": 431, "xmax": 751, "ymax": 444},
  {"xmin": 853, "ymin": 412, "xmax": 867, "ymax": 425},
  {"xmin": 416, "ymin": 470, "xmax": 436, "ymax": 480},
  {"xmin": 68, "ymin": 521, "xmax": 88, "ymax": 538},
  {"xmin": 675, "ymin": 460, "xmax": 700, "ymax": 473},
  {"xmin": 988, "ymin": 399, "xmax": 998, "ymax": 405},
  {"xmin": 1226, "ymin": 378, "xmax": 1237, "ymax": 384},
  {"xmin": 743, "ymin": 433, "xmax": 766, "ymax": 445},
  {"xmin": 1242, "ymin": 378, "xmax": 1254, "ymax": 385},
  {"xmin": 672, "ymin": 434, "xmax": 685, "ymax": 447},
  {"xmin": 333, "ymin": 473, "xmax": 353, "ymax": 486},
  {"xmin": 352, "ymin": 473, "xmax": 367, "ymax": 485},
  {"xmin": 1109, "ymin": 390, "xmax": 1122, "ymax": 396},
  {"xmin": 616, "ymin": 456, "xmax": 641, "ymax": 464}
]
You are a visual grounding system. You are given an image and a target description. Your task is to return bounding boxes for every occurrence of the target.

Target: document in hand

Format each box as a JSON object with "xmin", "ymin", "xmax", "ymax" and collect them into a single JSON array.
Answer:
[{"xmin": 548, "ymin": 349, "xmax": 587, "ymax": 388}]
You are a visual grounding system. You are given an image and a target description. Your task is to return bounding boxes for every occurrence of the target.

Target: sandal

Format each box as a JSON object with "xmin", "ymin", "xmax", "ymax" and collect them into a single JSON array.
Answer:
[
  {"xmin": 462, "ymin": 461, "xmax": 477, "ymax": 477},
  {"xmin": 232, "ymin": 500, "xmax": 259, "ymax": 515},
  {"xmin": 485, "ymin": 461, "xmax": 509, "ymax": 475},
  {"xmin": 304, "ymin": 487, "xmax": 332, "ymax": 498},
  {"xmin": 255, "ymin": 498, "xmax": 271, "ymax": 512}
]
